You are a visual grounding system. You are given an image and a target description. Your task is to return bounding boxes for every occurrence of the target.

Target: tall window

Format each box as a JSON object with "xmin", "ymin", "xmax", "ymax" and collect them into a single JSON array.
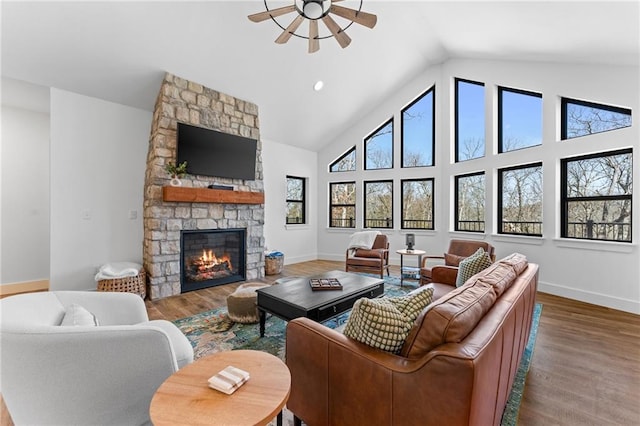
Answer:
[
  {"xmin": 455, "ymin": 78, "xmax": 485, "ymax": 162},
  {"xmin": 401, "ymin": 86, "xmax": 434, "ymax": 167},
  {"xmin": 498, "ymin": 163, "xmax": 543, "ymax": 236},
  {"xmin": 364, "ymin": 180, "xmax": 393, "ymax": 228},
  {"xmin": 455, "ymin": 172, "xmax": 486, "ymax": 232},
  {"xmin": 330, "ymin": 146, "xmax": 356, "ymax": 172},
  {"xmin": 561, "ymin": 98, "xmax": 632, "ymax": 140},
  {"xmin": 561, "ymin": 148, "xmax": 632, "ymax": 242},
  {"xmin": 365, "ymin": 119, "xmax": 393, "ymax": 170},
  {"xmin": 401, "ymin": 178, "xmax": 434, "ymax": 230},
  {"xmin": 329, "ymin": 182, "xmax": 356, "ymax": 228},
  {"xmin": 498, "ymin": 87, "xmax": 542, "ymax": 153},
  {"xmin": 286, "ymin": 176, "xmax": 305, "ymax": 224}
]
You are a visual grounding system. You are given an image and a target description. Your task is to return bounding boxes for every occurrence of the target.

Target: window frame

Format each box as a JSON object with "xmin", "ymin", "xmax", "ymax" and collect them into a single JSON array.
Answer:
[
  {"xmin": 455, "ymin": 78, "xmax": 485, "ymax": 163},
  {"xmin": 497, "ymin": 162, "xmax": 543, "ymax": 237},
  {"xmin": 363, "ymin": 180, "xmax": 394, "ymax": 229},
  {"xmin": 498, "ymin": 86, "xmax": 543, "ymax": 153},
  {"xmin": 401, "ymin": 85, "xmax": 435, "ymax": 168},
  {"xmin": 329, "ymin": 146, "xmax": 357, "ymax": 172},
  {"xmin": 329, "ymin": 181, "xmax": 356, "ymax": 228},
  {"xmin": 561, "ymin": 97, "xmax": 632, "ymax": 140},
  {"xmin": 400, "ymin": 178, "xmax": 435, "ymax": 230},
  {"xmin": 285, "ymin": 175, "xmax": 306, "ymax": 225},
  {"xmin": 364, "ymin": 118, "xmax": 394, "ymax": 171},
  {"xmin": 560, "ymin": 148, "xmax": 633, "ymax": 242},
  {"xmin": 454, "ymin": 171, "xmax": 486, "ymax": 233}
]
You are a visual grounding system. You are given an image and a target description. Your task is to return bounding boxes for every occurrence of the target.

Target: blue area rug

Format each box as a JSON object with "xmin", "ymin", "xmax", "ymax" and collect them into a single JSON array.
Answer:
[{"xmin": 173, "ymin": 276, "xmax": 542, "ymax": 425}]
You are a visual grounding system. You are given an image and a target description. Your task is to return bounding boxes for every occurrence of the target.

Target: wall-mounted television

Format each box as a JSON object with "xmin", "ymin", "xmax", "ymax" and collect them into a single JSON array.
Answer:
[{"xmin": 176, "ymin": 122, "xmax": 257, "ymax": 180}]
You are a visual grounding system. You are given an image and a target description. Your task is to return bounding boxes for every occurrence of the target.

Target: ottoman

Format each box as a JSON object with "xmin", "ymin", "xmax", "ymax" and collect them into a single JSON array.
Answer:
[{"xmin": 226, "ymin": 282, "xmax": 271, "ymax": 324}]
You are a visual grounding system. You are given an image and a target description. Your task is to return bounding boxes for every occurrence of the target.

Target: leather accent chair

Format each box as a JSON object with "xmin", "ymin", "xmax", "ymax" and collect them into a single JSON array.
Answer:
[
  {"xmin": 420, "ymin": 239, "xmax": 495, "ymax": 285},
  {"xmin": 345, "ymin": 234, "xmax": 390, "ymax": 278}
]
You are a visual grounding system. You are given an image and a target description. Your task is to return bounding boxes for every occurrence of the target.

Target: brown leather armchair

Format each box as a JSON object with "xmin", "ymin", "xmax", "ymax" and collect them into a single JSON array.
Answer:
[
  {"xmin": 420, "ymin": 239, "xmax": 495, "ymax": 285},
  {"xmin": 345, "ymin": 234, "xmax": 390, "ymax": 278}
]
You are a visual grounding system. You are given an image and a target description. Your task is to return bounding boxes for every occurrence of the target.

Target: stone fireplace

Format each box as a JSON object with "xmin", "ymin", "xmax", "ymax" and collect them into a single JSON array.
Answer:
[{"xmin": 143, "ymin": 73, "xmax": 265, "ymax": 300}]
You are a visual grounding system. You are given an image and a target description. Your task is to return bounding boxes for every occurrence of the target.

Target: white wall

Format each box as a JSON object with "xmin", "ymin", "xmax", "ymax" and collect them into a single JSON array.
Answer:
[
  {"xmin": 262, "ymin": 139, "xmax": 318, "ymax": 265},
  {"xmin": 49, "ymin": 89, "xmax": 151, "ymax": 290},
  {"xmin": 317, "ymin": 58, "xmax": 640, "ymax": 314},
  {"xmin": 0, "ymin": 106, "xmax": 50, "ymax": 283}
]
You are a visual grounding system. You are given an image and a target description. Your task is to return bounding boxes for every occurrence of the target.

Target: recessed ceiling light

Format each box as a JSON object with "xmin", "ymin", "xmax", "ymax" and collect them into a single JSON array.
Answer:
[{"xmin": 313, "ymin": 80, "xmax": 324, "ymax": 91}]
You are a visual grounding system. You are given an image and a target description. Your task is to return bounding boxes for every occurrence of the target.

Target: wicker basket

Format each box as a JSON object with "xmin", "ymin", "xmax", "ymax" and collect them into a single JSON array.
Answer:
[
  {"xmin": 265, "ymin": 255, "xmax": 284, "ymax": 275},
  {"xmin": 97, "ymin": 269, "xmax": 146, "ymax": 299}
]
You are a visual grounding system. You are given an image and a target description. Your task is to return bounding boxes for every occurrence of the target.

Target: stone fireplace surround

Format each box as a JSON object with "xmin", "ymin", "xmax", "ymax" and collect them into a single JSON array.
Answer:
[{"xmin": 143, "ymin": 73, "xmax": 265, "ymax": 300}]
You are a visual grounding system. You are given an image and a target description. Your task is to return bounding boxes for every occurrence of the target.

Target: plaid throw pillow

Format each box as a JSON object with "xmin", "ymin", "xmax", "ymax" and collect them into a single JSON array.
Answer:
[
  {"xmin": 343, "ymin": 287, "xmax": 434, "ymax": 354},
  {"xmin": 455, "ymin": 248, "xmax": 493, "ymax": 287}
]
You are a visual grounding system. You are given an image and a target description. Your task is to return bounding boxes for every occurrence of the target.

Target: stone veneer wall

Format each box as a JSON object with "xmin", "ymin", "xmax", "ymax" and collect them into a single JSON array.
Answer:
[{"xmin": 143, "ymin": 72, "xmax": 264, "ymax": 300}]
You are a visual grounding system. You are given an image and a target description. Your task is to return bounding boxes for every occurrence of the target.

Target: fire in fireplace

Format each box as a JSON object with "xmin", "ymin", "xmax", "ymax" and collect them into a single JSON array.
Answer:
[{"xmin": 180, "ymin": 228, "xmax": 246, "ymax": 292}]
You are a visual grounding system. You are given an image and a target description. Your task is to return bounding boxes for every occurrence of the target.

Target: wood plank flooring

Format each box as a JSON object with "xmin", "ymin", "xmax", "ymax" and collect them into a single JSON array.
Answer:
[{"xmin": 2, "ymin": 260, "xmax": 639, "ymax": 425}]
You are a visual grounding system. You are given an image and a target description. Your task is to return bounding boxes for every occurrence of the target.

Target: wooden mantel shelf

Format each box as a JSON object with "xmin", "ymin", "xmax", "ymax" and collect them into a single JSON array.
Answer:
[{"xmin": 163, "ymin": 186, "xmax": 264, "ymax": 204}]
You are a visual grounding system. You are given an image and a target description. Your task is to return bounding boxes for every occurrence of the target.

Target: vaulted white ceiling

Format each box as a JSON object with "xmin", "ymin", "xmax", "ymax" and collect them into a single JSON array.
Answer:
[{"xmin": 2, "ymin": 1, "xmax": 638, "ymax": 151}]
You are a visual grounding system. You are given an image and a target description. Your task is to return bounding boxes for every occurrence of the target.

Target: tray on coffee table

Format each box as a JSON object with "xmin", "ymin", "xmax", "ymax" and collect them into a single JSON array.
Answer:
[{"xmin": 309, "ymin": 278, "xmax": 343, "ymax": 291}]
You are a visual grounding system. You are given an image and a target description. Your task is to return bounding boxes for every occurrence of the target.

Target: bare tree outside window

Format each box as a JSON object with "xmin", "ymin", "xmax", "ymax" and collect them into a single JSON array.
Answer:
[
  {"xmin": 456, "ymin": 173, "xmax": 486, "ymax": 232},
  {"xmin": 330, "ymin": 146, "xmax": 356, "ymax": 172},
  {"xmin": 401, "ymin": 179, "xmax": 434, "ymax": 229},
  {"xmin": 562, "ymin": 98, "xmax": 632, "ymax": 139},
  {"xmin": 402, "ymin": 87, "xmax": 434, "ymax": 167},
  {"xmin": 330, "ymin": 182, "xmax": 356, "ymax": 228},
  {"xmin": 562, "ymin": 149, "xmax": 632, "ymax": 242},
  {"xmin": 365, "ymin": 119, "xmax": 393, "ymax": 170},
  {"xmin": 499, "ymin": 163, "xmax": 543, "ymax": 236},
  {"xmin": 364, "ymin": 180, "xmax": 393, "ymax": 228},
  {"xmin": 456, "ymin": 79, "xmax": 485, "ymax": 162},
  {"xmin": 286, "ymin": 176, "xmax": 305, "ymax": 224}
]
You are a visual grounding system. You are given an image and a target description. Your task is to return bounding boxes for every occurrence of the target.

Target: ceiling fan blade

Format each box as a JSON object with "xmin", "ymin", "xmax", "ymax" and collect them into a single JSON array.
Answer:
[
  {"xmin": 248, "ymin": 4, "xmax": 296, "ymax": 23},
  {"xmin": 330, "ymin": 4, "xmax": 377, "ymax": 29},
  {"xmin": 309, "ymin": 19, "xmax": 320, "ymax": 53},
  {"xmin": 322, "ymin": 14, "xmax": 351, "ymax": 48},
  {"xmin": 275, "ymin": 15, "xmax": 305, "ymax": 44}
]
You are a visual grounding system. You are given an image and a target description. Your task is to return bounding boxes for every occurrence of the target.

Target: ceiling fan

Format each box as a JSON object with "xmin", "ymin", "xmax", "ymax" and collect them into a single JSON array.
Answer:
[{"xmin": 248, "ymin": 0, "xmax": 377, "ymax": 53}]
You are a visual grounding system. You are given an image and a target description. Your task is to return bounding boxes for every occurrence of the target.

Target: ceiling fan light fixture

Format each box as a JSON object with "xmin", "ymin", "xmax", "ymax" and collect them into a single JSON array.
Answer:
[{"xmin": 302, "ymin": 1, "xmax": 326, "ymax": 20}]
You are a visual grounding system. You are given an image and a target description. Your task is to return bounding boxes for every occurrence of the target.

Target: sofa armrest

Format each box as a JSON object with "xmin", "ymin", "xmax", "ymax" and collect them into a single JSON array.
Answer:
[
  {"xmin": 431, "ymin": 265, "xmax": 459, "ymax": 285},
  {"xmin": 421, "ymin": 255, "xmax": 445, "ymax": 268}
]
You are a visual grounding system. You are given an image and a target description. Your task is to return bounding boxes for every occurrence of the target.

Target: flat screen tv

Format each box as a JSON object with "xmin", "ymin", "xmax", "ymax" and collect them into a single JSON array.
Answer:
[{"xmin": 176, "ymin": 122, "xmax": 257, "ymax": 180}]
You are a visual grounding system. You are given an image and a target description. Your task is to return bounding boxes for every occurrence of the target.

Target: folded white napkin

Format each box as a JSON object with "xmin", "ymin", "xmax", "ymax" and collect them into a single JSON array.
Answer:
[{"xmin": 208, "ymin": 366, "xmax": 250, "ymax": 395}]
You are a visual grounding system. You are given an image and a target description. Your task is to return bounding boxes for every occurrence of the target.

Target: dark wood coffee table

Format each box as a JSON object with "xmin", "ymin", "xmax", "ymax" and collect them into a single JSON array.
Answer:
[{"xmin": 256, "ymin": 270, "xmax": 384, "ymax": 337}]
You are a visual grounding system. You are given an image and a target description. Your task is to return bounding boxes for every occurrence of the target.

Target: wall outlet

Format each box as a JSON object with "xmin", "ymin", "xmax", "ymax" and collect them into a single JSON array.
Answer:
[{"xmin": 128, "ymin": 210, "xmax": 138, "ymax": 220}]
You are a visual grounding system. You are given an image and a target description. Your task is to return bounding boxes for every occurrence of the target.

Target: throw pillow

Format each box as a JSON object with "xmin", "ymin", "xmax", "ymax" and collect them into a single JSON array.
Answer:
[
  {"xmin": 455, "ymin": 248, "xmax": 493, "ymax": 287},
  {"xmin": 60, "ymin": 304, "xmax": 99, "ymax": 326},
  {"xmin": 343, "ymin": 287, "xmax": 434, "ymax": 354}
]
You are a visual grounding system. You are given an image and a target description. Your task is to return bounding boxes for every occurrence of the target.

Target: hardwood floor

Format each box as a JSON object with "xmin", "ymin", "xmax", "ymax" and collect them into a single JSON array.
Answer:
[{"xmin": 2, "ymin": 260, "xmax": 639, "ymax": 425}]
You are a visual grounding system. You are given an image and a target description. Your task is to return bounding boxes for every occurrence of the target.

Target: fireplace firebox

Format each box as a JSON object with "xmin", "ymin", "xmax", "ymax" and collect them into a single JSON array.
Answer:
[{"xmin": 180, "ymin": 229, "xmax": 246, "ymax": 292}]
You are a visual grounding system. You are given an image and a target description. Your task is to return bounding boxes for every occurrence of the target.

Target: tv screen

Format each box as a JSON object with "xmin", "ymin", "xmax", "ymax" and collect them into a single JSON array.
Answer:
[{"xmin": 177, "ymin": 122, "xmax": 257, "ymax": 180}]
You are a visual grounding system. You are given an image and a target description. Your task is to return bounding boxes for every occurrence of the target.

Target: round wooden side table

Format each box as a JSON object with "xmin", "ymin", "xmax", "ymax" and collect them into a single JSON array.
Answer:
[
  {"xmin": 150, "ymin": 349, "xmax": 291, "ymax": 426},
  {"xmin": 396, "ymin": 249, "xmax": 426, "ymax": 286}
]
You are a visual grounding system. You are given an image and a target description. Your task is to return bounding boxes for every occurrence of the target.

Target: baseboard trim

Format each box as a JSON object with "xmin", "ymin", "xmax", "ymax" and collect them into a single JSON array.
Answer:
[
  {"xmin": 0, "ymin": 279, "xmax": 50, "ymax": 298},
  {"xmin": 538, "ymin": 280, "xmax": 639, "ymax": 315}
]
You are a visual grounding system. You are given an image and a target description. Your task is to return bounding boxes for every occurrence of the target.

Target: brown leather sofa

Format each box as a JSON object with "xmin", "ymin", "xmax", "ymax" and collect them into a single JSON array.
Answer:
[{"xmin": 286, "ymin": 253, "xmax": 538, "ymax": 426}]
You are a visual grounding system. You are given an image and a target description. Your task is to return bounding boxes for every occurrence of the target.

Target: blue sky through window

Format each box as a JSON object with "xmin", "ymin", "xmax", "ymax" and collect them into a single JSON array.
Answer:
[
  {"xmin": 457, "ymin": 80, "xmax": 485, "ymax": 161},
  {"xmin": 402, "ymin": 89, "xmax": 434, "ymax": 167},
  {"xmin": 500, "ymin": 88, "xmax": 543, "ymax": 151}
]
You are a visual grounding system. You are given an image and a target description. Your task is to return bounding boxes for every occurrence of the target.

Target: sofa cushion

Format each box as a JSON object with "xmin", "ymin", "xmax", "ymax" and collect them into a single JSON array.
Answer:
[
  {"xmin": 455, "ymin": 248, "xmax": 493, "ymax": 287},
  {"xmin": 444, "ymin": 253, "xmax": 465, "ymax": 266},
  {"xmin": 353, "ymin": 248, "xmax": 384, "ymax": 258},
  {"xmin": 498, "ymin": 252, "xmax": 528, "ymax": 275},
  {"xmin": 343, "ymin": 286, "xmax": 433, "ymax": 354},
  {"xmin": 401, "ymin": 280, "xmax": 497, "ymax": 358},
  {"xmin": 60, "ymin": 304, "xmax": 99, "ymax": 326}
]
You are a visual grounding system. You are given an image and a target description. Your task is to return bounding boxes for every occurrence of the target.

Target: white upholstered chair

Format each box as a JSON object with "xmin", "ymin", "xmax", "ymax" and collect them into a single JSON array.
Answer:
[{"xmin": 0, "ymin": 291, "xmax": 193, "ymax": 425}]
